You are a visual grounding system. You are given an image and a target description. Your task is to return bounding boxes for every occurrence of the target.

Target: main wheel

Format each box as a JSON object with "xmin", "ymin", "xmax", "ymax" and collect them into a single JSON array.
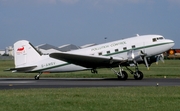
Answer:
[
  {"xmin": 34, "ymin": 75, "xmax": 39, "ymax": 80},
  {"xmin": 117, "ymin": 71, "xmax": 128, "ymax": 80},
  {"xmin": 134, "ymin": 71, "xmax": 143, "ymax": 80}
]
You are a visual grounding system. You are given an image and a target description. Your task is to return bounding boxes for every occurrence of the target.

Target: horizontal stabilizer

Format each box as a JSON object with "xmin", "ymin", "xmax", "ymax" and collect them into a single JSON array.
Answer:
[
  {"xmin": 50, "ymin": 52, "xmax": 125, "ymax": 68},
  {"xmin": 5, "ymin": 66, "xmax": 37, "ymax": 72}
]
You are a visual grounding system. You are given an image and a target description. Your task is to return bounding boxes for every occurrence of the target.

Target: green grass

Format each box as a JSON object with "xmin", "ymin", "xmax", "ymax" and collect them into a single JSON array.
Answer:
[
  {"xmin": 1, "ymin": 60, "xmax": 180, "ymax": 78},
  {"xmin": 1, "ymin": 60, "xmax": 180, "ymax": 111},
  {"xmin": 0, "ymin": 87, "xmax": 180, "ymax": 111}
]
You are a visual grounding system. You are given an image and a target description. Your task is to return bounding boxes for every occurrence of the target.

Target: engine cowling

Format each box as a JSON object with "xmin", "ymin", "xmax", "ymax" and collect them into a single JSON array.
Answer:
[
  {"xmin": 127, "ymin": 50, "xmax": 144, "ymax": 63},
  {"xmin": 147, "ymin": 54, "xmax": 164, "ymax": 65}
]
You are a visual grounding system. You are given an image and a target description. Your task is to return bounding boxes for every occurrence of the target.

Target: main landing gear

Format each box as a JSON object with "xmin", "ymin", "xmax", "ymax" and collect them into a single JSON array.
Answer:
[{"xmin": 111, "ymin": 64, "xmax": 144, "ymax": 80}]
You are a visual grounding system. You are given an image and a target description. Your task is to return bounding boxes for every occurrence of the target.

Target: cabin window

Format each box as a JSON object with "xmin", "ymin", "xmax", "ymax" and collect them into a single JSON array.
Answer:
[
  {"xmin": 123, "ymin": 47, "xmax": 127, "ymax": 50},
  {"xmin": 107, "ymin": 51, "xmax": 110, "ymax": 54},
  {"xmin": 132, "ymin": 45, "xmax": 136, "ymax": 48},
  {"xmin": 152, "ymin": 38, "xmax": 157, "ymax": 42},
  {"xmin": 115, "ymin": 49, "xmax": 119, "ymax": 52},
  {"xmin": 98, "ymin": 52, "xmax": 102, "ymax": 55}
]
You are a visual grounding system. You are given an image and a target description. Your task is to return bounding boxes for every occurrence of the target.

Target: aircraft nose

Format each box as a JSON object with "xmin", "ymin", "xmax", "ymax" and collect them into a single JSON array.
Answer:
[
  {"xmin": 168, "ymin": 39, "xmax": 175, "ymax": 48},
  {"xmin": 170, "ymin": 40, "xmax": 175, "ymax": 47}
]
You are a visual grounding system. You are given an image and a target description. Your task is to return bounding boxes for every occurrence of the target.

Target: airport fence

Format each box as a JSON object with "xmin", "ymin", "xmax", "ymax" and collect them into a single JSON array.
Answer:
[{"xmin": 0, "ymin": 56, "xmax": 14, "ymax": 60}]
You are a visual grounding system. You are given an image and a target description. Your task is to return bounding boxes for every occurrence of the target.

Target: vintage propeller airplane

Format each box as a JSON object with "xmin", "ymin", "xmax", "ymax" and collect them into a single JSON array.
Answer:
[{"xmin": 7, "ymin": 34, "xmax": 174, "ymax": 80}]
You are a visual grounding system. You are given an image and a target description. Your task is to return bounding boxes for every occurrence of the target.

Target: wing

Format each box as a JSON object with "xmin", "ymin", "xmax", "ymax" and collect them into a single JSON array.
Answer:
[{"xmin": 49, "ymin": 52, "xmax": 126, "ymax": 68}]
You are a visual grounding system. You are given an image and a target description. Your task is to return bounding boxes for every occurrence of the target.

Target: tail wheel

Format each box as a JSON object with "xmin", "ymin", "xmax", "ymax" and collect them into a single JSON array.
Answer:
[
  {"xmin": 117, "ymin": 71, "xmax": 128, "ymax": 80},
  {"xmin": 134, "ymin": 71, "xmax": 143, "ymax": 80},
  {"xmin": 34, "ymin": 75, "xmax": 40, "ymax": 80},
  {"xmin": 91, "ymin": 69, "xmax": 98, "ymax": 74}
]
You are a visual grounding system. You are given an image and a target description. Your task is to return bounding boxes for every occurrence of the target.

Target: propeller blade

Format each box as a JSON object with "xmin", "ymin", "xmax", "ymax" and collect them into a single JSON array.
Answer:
[
  {"xmin": 144, "ymin": 56, "xmax": 149, "ymax": 70},
  {"xmin": 156, "ymin": 54, "xmax": 164, "ymax": 65},
  {"xmin": 160, "ymin": 54, "xmax": 165, "ymax": 63}
]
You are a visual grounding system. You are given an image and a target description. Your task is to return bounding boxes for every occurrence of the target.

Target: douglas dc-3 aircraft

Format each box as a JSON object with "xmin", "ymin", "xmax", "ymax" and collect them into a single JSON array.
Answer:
[{"xmin": 8, "ymin": 34, "xmax": 174, "ymax": 80}]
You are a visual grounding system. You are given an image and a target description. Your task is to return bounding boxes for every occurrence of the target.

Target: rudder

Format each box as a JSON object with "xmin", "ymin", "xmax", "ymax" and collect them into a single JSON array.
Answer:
[{"xmin": 14, "ymin": 40, "xmax": 42, "ymax": 68}]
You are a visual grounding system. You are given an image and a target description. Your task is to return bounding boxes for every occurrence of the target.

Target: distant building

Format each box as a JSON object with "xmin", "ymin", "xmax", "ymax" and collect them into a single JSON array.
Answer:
[
  {"xmin": 80, "ymin": 43, "xmax": 97, "ymax": 49},
  {"xmin": 36, "ymin": 43, "xmax": 80, "ymax": 54},
  {"xmin": 5, "ymin": 46, "xmax": 14, "ymax": 56},
  {"xmin": 58, "ymin": 44, "xmax": 80, "ymax": 52},
  {"xmin": 0, "ymin": 50, "xmax": 5, "ymax": 55},
  {"xmin": 36, "ymin": 44, "xmax": 62, "ymax": 54},
  {"xmin": 1, "ymin": 42, "xmax": 97, "ymax": 57}
]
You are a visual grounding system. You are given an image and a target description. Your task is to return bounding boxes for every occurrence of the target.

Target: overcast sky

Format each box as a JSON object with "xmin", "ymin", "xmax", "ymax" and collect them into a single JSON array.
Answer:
[{"xmin": 0, "ymin": 0, "xmax": 180, "ymax": 49}]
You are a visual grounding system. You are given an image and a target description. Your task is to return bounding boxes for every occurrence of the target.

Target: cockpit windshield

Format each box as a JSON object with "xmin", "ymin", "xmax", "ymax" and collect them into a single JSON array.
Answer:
[
  {"xmin": 152, "ymin": 37, "xmax": 164, "ymax": 42},
  {"xmin": 157, "ymin": 37, "xmax": 164, "ymax": 40}
]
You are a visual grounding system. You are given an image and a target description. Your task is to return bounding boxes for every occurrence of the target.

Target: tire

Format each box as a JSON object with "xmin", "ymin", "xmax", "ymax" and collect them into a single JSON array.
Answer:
[
  {"xmin": 117, "ymin": 71, "xmax": 128, "ymax": 80},
  {"xmin": 34, "ymin": 75, "xmax": 39, "ymax": 80},
  {"xmin": 134, "ymin": 71, "xmax": 143, "ymax": 80}
]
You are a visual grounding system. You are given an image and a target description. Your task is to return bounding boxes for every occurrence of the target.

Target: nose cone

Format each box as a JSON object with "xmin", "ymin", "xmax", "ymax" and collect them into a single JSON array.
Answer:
[
  {"xmin": 161, "ymin": 39, "xmax": 175, "ymax": 53},
  {"xmin": 167, "ymin": 39, "xmax": 175, "ymax": 48}
]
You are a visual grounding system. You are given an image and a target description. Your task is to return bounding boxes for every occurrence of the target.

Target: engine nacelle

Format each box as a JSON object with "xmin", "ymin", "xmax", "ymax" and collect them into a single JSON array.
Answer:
[
  {"xmin": 147, "ymin": 54, "xmax": 164, "ymax": 65},
  {"xmin": 127, "ymin": 50, "xmax": 144, "ymax": 63}
]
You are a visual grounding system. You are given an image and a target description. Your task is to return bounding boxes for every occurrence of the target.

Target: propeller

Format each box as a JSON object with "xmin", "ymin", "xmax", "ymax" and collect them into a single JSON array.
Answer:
[
  {"xmin": 143, "ymin": 56, "xmax": 149, "ymax": 70},
  {"xmin": 156, "ymin": 54, "xmax": 164, "ymax": 65},
  {"xmin": 140, "ymin": 50, "xmax": 150, "ymax": 70}
]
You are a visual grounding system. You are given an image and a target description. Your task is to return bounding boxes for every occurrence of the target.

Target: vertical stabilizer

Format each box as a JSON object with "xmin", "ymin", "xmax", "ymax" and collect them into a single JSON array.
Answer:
[{"xmin": 14, "ymin": 40, "xmax": 42, "ymax": 68}]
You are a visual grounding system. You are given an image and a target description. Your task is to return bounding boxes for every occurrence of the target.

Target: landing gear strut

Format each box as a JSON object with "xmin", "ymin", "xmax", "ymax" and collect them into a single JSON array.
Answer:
[
  {"xmin": 111, "ymin": 65, "xmax": 128, "ymax": 80},
  {"xmin": 125, "ymin": 64, "xmax": 144, "ymax": 80},
  {"xmin": 34, "ymin": 72, "xmax": 42, "ymax": 80},
  {"xmin": 112, "ymin": 63, "xmax": 144, "ymax": 80}
]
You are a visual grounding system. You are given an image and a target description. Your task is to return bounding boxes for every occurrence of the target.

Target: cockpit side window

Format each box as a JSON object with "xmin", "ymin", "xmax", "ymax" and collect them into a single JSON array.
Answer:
[{"xmin": 152, "ymin": 38, "xmax": 157, "ymax": 42}]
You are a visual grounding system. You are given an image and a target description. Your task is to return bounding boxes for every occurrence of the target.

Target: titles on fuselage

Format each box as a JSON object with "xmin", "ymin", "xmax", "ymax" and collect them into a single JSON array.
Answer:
[
  {"xmin": 41, "ymin": 62, "xmax": 56, "ymax": 68},
  {"xmin": 91, "ymin": 41, "xmax": 126, "ymax": 51}
]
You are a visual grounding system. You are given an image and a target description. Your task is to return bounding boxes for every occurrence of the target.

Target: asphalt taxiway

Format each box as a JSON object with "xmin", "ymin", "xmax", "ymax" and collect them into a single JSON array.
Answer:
[{"xmin": 0, "ymin": 78, "xmax": 180, "ymax": 90}]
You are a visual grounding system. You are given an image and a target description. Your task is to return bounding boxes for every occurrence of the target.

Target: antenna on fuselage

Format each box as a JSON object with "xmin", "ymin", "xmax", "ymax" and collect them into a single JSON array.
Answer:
[
  {"xmin": 104, "ymin": 37, "xmax": 107, "ymax": 42},
  {"xmin": 136, "ymin": 34, "xmax": 140, "ymax": 36}
]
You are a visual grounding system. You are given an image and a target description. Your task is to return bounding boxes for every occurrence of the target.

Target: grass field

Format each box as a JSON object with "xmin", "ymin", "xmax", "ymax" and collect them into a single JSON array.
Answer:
[
  {"xmin": 0, "ymin": 60, "xmax": 180, "ymax": 78},
  {"xmin": 0, "ymin": 87, "xmax": 180, "ymax": 111},
  {"xmin": 1, "ymin": 60, "xmax": 180, "ymax": 111}
]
